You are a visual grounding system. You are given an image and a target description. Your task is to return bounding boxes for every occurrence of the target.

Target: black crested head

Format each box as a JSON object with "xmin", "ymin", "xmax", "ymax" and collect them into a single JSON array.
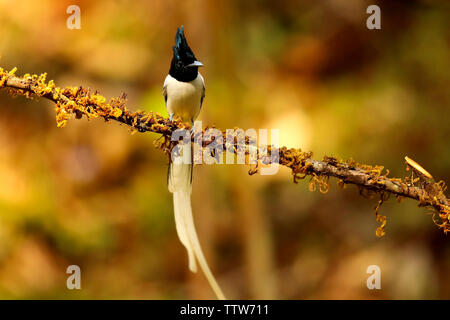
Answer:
[
  {"xmin": 173, "ymin": 25, "xmax": 197, "ymax": 64},
  {"xmin": 169, "ymin": 26, "xmax": 203, "ymax": 82}
]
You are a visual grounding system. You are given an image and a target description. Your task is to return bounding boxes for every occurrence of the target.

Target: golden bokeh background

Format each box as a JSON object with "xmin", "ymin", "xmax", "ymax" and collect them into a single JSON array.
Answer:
[{"xmin": 0, "ymin": 0, "xmax": 449, "ymax": 299}]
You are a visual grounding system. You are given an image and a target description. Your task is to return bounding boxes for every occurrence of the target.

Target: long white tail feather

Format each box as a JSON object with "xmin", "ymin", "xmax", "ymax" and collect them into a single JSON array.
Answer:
[
  {"xmin": 169, "ymin": 144, "xmax": 226, "ymax": 300},
  {"xmin": 173, "ymin": 191, "xmax": 197, "ymax": 272}
]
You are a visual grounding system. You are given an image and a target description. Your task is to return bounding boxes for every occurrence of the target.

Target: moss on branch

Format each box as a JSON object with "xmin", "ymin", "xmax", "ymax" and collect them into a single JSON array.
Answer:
[{"xmin": 1, "ymin": 66, "xmax": 449, "ymax": 236}]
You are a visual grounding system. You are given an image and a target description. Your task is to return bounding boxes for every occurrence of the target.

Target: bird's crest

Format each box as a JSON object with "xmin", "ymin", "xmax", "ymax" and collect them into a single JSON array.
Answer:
[{"xmin": 173, "ymin": 25, "xmax": 196, "ymax": 62}]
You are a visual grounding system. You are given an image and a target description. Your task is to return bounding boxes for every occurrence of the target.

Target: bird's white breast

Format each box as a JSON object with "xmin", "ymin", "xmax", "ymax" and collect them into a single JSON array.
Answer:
[{"xmin": 164, "ymin": 73, "xmax": 204, "ymax": 123}]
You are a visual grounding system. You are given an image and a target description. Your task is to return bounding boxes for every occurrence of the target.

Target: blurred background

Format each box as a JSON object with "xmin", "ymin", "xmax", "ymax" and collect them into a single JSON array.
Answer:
[{"xmin": 0, "ymin": 0, "xmax": 449, "ymax": 299}]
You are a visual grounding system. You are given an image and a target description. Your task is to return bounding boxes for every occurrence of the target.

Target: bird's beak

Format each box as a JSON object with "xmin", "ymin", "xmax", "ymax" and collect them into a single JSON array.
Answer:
[{"xmin": 187, "ymin": 60, "xmax": 204, "ymax": 67}]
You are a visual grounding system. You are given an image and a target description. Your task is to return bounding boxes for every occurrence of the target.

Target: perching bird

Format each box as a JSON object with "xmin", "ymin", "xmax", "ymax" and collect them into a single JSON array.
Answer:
[{"xmin": 163, "ymin": 26, "xmax": 225, "ymax": 300}]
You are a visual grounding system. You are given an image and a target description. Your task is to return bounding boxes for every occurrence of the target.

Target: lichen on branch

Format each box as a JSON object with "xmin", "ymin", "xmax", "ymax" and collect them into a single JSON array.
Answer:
[{"xmin": 1, "ymin": 66, "xmax": 449, "ymax": 235}]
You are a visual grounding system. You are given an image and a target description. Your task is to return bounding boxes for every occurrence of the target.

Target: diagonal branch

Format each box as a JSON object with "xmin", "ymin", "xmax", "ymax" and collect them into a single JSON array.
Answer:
[{"xmin": 1, "ymin": 66, "xmax": 449, "ymax": 235}]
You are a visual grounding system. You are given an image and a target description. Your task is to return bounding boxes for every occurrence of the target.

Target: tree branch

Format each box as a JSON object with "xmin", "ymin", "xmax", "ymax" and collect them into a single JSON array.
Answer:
[{"xmin": 1, "ymin": 66, "xmax": 449, "ymax": 235}]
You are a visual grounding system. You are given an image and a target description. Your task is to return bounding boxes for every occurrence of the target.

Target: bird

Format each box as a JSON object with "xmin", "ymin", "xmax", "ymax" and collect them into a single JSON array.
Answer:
[{"xmin": 163, "ymin": 26, "xmax": 226, "ymax": 300}]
